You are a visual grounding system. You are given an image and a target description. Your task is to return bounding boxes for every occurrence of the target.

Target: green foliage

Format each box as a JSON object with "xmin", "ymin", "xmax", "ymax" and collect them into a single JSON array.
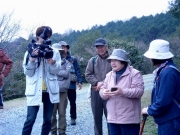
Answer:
[
  {"xmin": 168, "ymin": 0, "xmax": 180, "ymax": 18},
  {"xmin": 52, "ymin": 12, "xmax": 180, "ymax": 74},
  {"xmin": 71, "ymin": 30, "xmax": 102, "ymax": 60},
  {"xmin": 3, "ymin": 74, "xmax": 25, "ymax": 100},
  {"xmin": 3, "ymin": 40, "xmax": 27, "ymax": 101},
  {"xmin": 57, "ymin": 13, "xmax": 180, "ymax": 46},
  {"xmin": 108, "ymin": 39, "xmax": 145, "ymax": 74},
  {"xmin": 70, "ymin": 30, "xmax": 102, "ymax": 82},
  {"xmin": 3, "ymin": 11, "xmax": 180, "ymax": 100},
  {"xmin": 70, "ymin": 38, "xmax": 146, "ymax": 82}
]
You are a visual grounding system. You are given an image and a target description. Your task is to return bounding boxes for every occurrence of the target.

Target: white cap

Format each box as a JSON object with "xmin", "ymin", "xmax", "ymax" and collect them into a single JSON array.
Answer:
[{"xmin": 51, "ymin": 43, "xmax": 64, "ymax": 51}]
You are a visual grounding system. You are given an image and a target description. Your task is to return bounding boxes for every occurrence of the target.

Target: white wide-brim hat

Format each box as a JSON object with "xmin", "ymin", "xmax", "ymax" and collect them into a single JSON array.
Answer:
[
  {"xmin": 52, "ymin": 43, "xmax": 64, "ymax": 51},
  {"xmin": 144, "ymin": 39, "xmax": 174, "ymax": 59},
  {"xmin": 107, "ymin": 49, "xmax": 130, "ymax": 63}
]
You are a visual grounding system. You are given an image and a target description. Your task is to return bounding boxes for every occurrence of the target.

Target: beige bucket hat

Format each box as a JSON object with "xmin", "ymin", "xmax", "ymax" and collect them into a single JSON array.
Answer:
[{"xmin": 107, "ymin": 49, "xmax": 130, "ymax": 63}]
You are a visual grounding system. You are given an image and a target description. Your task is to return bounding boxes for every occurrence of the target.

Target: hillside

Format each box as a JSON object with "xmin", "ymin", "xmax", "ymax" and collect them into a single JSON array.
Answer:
[{"xmin": 3, "ymin": 11, "xmax": 180, "ymax": 103}]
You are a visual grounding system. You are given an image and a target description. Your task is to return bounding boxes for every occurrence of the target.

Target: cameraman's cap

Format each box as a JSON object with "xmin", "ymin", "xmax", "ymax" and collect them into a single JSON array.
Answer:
[
  {"xmin": 107, "ymin": 49, "xmax": 130, "ymax": 63},
  {"xmin": 52, "ymin": 43, "xmax": 63, "ymax": 51},
  {"xmin": 94, "ymin": 38, "xmax": 107, "ymax": 47},
  {"xmin": 59, "ymin": 41, "xmax": 70, "ymax": 49}
]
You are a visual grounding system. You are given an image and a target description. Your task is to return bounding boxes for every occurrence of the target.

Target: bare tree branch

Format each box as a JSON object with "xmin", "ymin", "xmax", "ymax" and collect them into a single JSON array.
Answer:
[{"xmin": 0, "ymin": 11, "xmax": 21, "ymax": 48}]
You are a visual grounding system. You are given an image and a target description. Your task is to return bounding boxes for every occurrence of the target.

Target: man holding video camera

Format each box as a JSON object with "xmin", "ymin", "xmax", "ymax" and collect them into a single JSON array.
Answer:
[{"xmin": 22, "ymin": 26, "xmax": 61, "ymax": 135}]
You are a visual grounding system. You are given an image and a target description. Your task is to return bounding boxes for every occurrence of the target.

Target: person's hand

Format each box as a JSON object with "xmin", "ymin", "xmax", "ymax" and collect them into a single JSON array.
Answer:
[
  {"xmin": 110, "ymin": 87, "xmax": 123, "ymax": 96},
  {"xmin": 47, "ymin": 58, "xmax": 56, "ymax": 65},
  {"xmin": 29, "ymin": 49, "xmax": 39, "ymax": 62},
  {"xmin": 101, "ymin": 87, "xmax": 123, "ymax": 97},
  {"xmin": 77, "ymin": 83, "xmax": 82, "ymax": 90},
  {"xmin": 1, "ymin": 74, "xmax": 5, "ymax": 79},
  {"xmin": 102, "ymin": 89, "xmax": 111, "ymax": 98},
  {"xmin": 95, "ymin": 82, "xmax": 103, "ymax": 91},
  {"xmin": 141, "ymin": 107, "xmax": 148, "ymax": 115},
  {"xmin": 104, "ymin": 86, "xmax": 122, "ymax": 96}
]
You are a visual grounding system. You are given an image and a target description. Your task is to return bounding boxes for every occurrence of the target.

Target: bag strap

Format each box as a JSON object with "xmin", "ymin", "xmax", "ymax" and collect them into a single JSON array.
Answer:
[
  {"xmin": 168, "ymin": 65, "xmax": 180, "ymax": 72},
  {"xmin": 173, "ymin": 98, "xmax": 180, "ymax": 108},
  {"xmin": 92, "ymin": 55, "xmax": 97, "ymax": 73}
]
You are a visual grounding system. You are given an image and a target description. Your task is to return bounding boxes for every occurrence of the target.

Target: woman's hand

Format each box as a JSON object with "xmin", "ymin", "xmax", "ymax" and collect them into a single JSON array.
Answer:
[
  {"xmin": 109, "ymin": 87, "xmax": 123, "ymax": 96},
  {"xmin": 102, "ymin": 87, "xmax": 123, "ymax": 97},
  {"xmin": 102, "ymin": 89, "xmax": 111, "ymax": 98}
]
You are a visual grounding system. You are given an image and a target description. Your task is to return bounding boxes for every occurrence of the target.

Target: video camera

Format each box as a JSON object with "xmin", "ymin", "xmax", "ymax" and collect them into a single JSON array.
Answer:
[
  {"xmin": 29, "ymin": 42, "xmax": 53, "ymax": 59},
  {"xmin": 28, "ymin": 27, "xmax": 53, "ymax": 59}
]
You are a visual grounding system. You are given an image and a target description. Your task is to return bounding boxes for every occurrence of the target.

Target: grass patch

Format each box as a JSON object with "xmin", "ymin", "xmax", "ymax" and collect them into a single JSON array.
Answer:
[{"xmin": 140, "ymin": 90, "xmax": 157, "ymax": 135}]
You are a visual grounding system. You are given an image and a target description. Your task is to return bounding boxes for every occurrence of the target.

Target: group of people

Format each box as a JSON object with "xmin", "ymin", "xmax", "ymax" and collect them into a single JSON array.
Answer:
[
  {"xmin": 86, "ymin": 38, "xmax": 180, "ymax": 135},
  {"xmin": 85, "ymin": 38, "xmax": 144, "ymax": 135},
  {"xmin": 21, "ymin": 26, "xmax": 82, "ymax": 135},
  {"xmin": 1, "ymin": 25, "xmax": 179, "ymax": 135}
]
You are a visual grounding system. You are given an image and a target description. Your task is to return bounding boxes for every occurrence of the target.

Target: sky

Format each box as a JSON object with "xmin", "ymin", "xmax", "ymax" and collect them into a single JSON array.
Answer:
[{"xmin": 0, "ymin": 0, "xmax": 171, "ymax": 39}]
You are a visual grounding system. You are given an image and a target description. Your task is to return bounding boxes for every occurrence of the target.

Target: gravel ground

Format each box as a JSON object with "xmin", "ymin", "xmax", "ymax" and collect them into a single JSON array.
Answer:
[
  {"xmin": 0, "ymin": 84, "xmax": 108, "ymax": 135},
  {"xmin": 0, "ymin": 74, "xmax": 154, "ymax": 135}
]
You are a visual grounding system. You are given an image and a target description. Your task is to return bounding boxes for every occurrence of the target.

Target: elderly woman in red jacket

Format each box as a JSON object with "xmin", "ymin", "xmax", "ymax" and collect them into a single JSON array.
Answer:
[
  {"xmin": 99, "ymin": 49, "xmax": 144, "ymax": 135},
  {"xmin": 0, "ymin": 48, "xmax": 13, "ymax": 109}
]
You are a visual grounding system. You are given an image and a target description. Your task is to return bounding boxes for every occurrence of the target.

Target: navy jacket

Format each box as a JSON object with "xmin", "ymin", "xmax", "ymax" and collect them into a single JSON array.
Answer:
[
  {"xmin": 148, "ymin": 59, "xmax": 180, "ymax": 124},
  {"xmin": 65, "ymin": 52, "xmax": 83, "ymax": 90}
]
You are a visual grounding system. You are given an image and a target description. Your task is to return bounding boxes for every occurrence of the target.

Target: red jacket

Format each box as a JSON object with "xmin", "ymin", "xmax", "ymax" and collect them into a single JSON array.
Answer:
[{"xmin": 0, "ymin": 48, "xmax": 13, "ymax": 86}]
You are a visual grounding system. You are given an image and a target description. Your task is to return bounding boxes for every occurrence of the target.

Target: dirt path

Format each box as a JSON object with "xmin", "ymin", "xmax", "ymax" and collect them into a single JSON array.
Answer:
[
  {"xmin": 3, "ymin": 97, "xmax": 27, "ymax": 110},
  {"xmin": 2, "ymin": 84, "xmax": 90, "ymax": 110}
]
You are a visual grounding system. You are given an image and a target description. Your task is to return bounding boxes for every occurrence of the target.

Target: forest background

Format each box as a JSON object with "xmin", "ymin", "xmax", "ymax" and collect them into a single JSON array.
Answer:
[{"xmin": 0, "ymin": 1, "xmax": 180, "ymax": 100}]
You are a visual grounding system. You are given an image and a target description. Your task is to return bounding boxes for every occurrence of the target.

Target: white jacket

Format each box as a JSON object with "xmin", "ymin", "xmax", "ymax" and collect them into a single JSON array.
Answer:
[{"xmin": 22, "ymin": 49, "xmax": 61, "ymax": 106}]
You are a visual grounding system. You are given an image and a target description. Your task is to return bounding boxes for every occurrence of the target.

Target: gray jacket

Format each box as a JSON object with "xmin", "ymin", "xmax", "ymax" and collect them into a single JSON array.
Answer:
[
  {"xmin": 85, "ymin": 53, "xmax": 112, "ymax": 86},
  {"xmin": 57, "ymin": 58, "xmax": 71, "ymax": 92}
]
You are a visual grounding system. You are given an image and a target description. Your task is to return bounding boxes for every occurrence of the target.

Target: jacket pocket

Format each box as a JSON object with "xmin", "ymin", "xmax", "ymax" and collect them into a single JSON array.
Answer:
[
  {"xmin": 47, "ymin": 77, "xmax": 59, "ymax": 94},
  {"xmin": 25, "ymin": 77, "xmax": 37, "ymax": 96}
]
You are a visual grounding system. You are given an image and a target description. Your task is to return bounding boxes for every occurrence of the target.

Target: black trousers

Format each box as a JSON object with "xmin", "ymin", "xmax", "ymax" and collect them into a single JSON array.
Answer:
[
  {"xmin": 91, "ymin": 88, "xmax": 110, "ymax": 135},
  {"xmin": 67, "ymin": 89, "xmax": 77, "ymax": 119}
]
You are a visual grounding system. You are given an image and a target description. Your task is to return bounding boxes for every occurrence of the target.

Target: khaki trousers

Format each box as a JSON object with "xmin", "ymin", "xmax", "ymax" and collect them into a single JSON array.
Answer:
[{"xmin": 51, "ymin": 92, "xmax": 68, "ymax": 134}]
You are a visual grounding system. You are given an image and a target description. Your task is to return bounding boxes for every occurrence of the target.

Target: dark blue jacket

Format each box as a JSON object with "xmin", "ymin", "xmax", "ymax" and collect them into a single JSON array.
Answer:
[
  {"xmin": 148, "ymin": 59, "xmax": 180, "ymax": 124},
  {"xmin": 65, "ymin": 52, "xmax": 83, "ymax": 90}
]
